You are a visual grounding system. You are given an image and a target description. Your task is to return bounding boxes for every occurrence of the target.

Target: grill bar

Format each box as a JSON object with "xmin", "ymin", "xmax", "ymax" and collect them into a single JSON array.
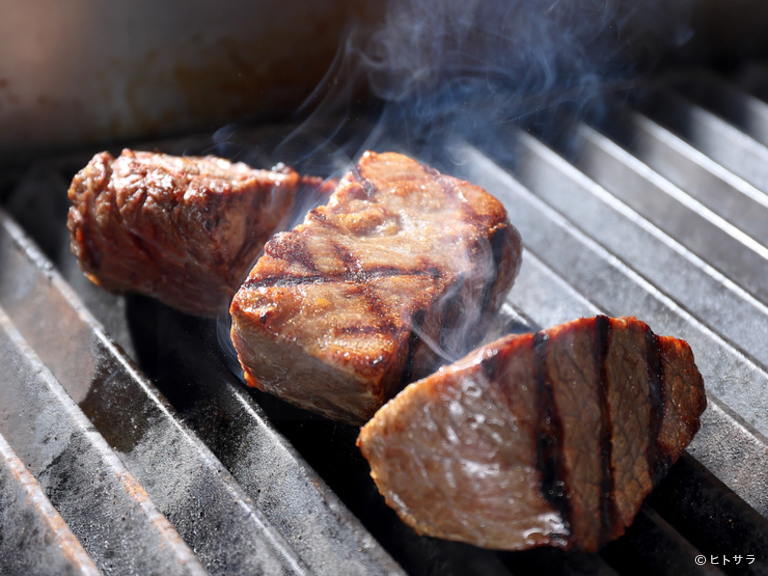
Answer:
[
  {"xmin": 4, "ymin": 67, "xmax": 768, "ymax": 574},
  {"xmin": 635, "ymin": 86, "xmax": 768, "ymax": 192},
  {"xmin": 569, "ymin": 122, "xmax": 768, "ymax": 305},
  {"xmin": 670, "ymin": 71, "xmax": 768, "ymax": 148},
  {"xmin": 600, "ymin": 507, "xmax": 722, "ymax": 576},
  {"xmin": 735, "ymin": 63, "xmax": 768, "ymax": 108},
  {"xmin": 119, "ymin": 302, "xmax": 517, "ymax": 576},
  {"xmin": 119, "ymin": 301, "xmax": 405, "ymax": 576},
  {"xmin": 687, "ymin": 400, "xmax": 768, "ymax": 516},
  {"xmin": 0, "ymin": 306, "xmax": 206, "ymax": 576},
  {"xmin": 458, "ymin": 145, "xmax": 768, "ymax": 502},
  {"xmin": 0, "ymin": 432, "xmax": 101, "ymax": 576},
  {"xmin": 509, "ymin": 127, "xmax": 768, "ymax": 394},
  {"xmin": 593, "ymin": 107, "xmax": 768, "ymax": 252},
  {"xmin": 510, "ymin": 548, "xmax": 620, "ymax": 576},
  {"xmin": 0, "ymin": 210, "xmax": 313, "ymax": 575},
  {"xmin": 648, "ymin": 454, "xmax": 768, "ymax": 570}
]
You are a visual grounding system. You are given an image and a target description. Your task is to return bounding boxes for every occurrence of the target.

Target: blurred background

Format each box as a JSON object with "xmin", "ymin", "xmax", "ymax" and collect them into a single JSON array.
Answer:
[{"xmin": 1, "ymin": 0, "xmax": 768, "ymax": 164}]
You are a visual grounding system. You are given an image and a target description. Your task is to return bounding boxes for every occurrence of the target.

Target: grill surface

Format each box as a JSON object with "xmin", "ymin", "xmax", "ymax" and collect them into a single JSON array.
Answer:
[{"xmin": 2, "ymin": 66, "xmax": 768, "ymax": 575}]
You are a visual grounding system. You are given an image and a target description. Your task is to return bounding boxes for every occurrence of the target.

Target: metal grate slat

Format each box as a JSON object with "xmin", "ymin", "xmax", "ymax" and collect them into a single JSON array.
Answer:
[
  {"xmin": 0, "ymin": 431, "xmax": 102, "ymax": 576},
  {"xmin": 670, "ymin": 70, "xmax": 768, "ymax": 148},
  {"xmin": 458, "ymin": 144, "xmax": 768, "ymax": 485},
  {"xmin": 591, "ymin": 107, "xmax": 768, "ymax": 250},
  {"xmin": 0, "ymin": 306, "xmax": 207, "ymax": 576},
  {"xmin": 508, "ymin": 127, "xmax": 768, "ymax": 387},
  {"xmin": 568, "ymin": 122, "xmax": 768, "ymax": 305},
  {"xmin": 6, "ymin": 66, "xmax": 768, "ymax": 574},
  {"xmin": 0, "ymin": 209, "xmax": 314, "ymax": 576},
  {"xmin": 634, "ymin": 87, "xmax": 768, "ymax": 193}
]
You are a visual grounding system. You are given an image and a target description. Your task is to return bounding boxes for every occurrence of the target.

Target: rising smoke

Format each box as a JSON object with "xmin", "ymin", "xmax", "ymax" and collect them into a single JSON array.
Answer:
[
  {"xmin": 217, "ymin": 0, "xmax": 698, "ymax": 383},
  {"xmin": 284, "ymin": 0, "xmax": 696, "ymax": 168}
]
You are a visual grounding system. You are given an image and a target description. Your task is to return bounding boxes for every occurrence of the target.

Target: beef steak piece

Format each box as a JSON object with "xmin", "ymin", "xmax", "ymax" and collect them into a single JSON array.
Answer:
[
  {"xmin": 357, "ymin": 316, "xmax": 706, "ymax": 552},
  {"xmin": 230, "ymin": 151, "xmax": 523, "ymax": 424},
  {"xmin": 67, "ymin": 149, "xmax": 307, "ymax": 316}
]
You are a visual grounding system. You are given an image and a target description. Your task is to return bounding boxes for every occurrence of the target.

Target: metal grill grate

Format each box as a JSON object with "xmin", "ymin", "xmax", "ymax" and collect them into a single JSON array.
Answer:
[{"xmin": 3, "ymin": 67, "xmax": 768, "ymax": 575}]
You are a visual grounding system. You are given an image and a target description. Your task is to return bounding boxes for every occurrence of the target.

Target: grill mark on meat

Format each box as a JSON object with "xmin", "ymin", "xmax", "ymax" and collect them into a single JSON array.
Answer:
[
  {"xmin": 595, "ymin": 315, "xmax": 619, "ymax": 545},
  {"xmin": 534, "ymin": 331, "xmax": 572, "ymax": 543},
  {"xmin": 307, "ymin": 209, "xmax": 329, "ymax": 224},
  {"xmin": 331, "ymin": 240, "xmax": 358, "ymax": 270},
  {"xmin": 645, "ymin": 327, "xmax": 668, "ymax": 483},
  {"xmin": 400, "ymin": 309, "xmax": 426, "ymax": 385},
  {"xmin": 358, "ymin": 315, "xmax": 705, "ymax": 551},
  {"xmin": 360, "ymin": 283, "xmax": 399, "ymax": 337},
  {"xmin": 278, "ymin": 237, "xmax": 320, "ymax": 272},
  {"xmin": 478, "ymin": 227, "xmax": 510, "ymax": 313},
  {"xmin": 480, "ymin": 347, "xmax": 502, "ymax": 381},
  {"xmin": 436, "ymin": 274, "xmax": 466, "ymax": 352},
  {"xmin": 307, "ymin": 208, "xmax": 347, "ymax": 232},
  {"xmin": 242, "ymin": 266, "xmax": 442, "ymax": 289},
  {"xmin": 490, "ymin": 227, "xmax": 509, "ymax": 273}
]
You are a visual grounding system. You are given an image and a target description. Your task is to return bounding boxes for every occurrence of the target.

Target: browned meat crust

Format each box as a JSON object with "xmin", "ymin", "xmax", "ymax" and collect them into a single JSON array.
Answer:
[
  {"xmin": 357, "ymin": 316, "xmax": 706, "ymax": 552},
  {"xmin": 230, "ymin": 151, "xmax": 523, "ymax": 424},
  {"xmin": 67, "ymin": 149, "xmax": 303, "ymax": 316}
]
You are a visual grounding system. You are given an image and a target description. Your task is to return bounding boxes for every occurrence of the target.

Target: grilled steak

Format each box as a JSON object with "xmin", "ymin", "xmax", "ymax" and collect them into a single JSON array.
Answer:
[
  {"xmin": 230, "ymin": 151, "xmax": 523, "ymax": 424},
  {"xmin": 357, "ymin": 316, "xmax": 706, "ymax": 552},
  {"xmin": 67, "ymin": 149, "xmax": 310, "ymax": 316}
]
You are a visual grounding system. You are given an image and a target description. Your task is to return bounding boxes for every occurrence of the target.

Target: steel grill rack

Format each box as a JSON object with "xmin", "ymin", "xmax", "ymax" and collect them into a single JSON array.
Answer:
[{"xmin": 3, "ymin": 66, "xmax": 768, "ymax": 575}]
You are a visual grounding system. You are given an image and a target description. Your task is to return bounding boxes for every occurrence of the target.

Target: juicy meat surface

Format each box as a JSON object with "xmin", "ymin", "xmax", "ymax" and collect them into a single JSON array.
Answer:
[
  {"xmin": 230, "ymin": 151, "xmax": 522, "ymax": 424},
  {"xmin": 67, "ymin": 149, "xmax": 305, "ymax": 316},
  {"xmin": 357, "ymin": 316, "xmax": 706, "ymax": 552}
]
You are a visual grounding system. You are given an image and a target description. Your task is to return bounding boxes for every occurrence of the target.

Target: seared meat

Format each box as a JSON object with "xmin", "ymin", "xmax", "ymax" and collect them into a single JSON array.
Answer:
[
  {"xmin": 357, "ymin": 316, "xmax": 706, "ymax": 552},
  {"xmin": 230, "ymin": 151, "xmax": 522, "ymax": 424},
  {"xmin": 67, "ymin": 149, "xmax": 306, "ymax": 316}
]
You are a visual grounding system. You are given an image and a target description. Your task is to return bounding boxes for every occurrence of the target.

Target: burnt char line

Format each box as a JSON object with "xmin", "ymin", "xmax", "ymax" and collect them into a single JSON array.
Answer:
[
  {"xmin": 534, "ymin": 331, "xmax": 572, "ymax": 545},
  {"xmin": 307, "ymin": 209, "xmax": 328, "ymax": 224},
  {"xmin": 645, "ymin": 326, "xmax": 669, "ymax": 484},
  {"xmin": 436, "ymin": 274, "xmax": 466, "ymax": 353},
  {"xmin": 307, "ymin": 208, "xmax": 345, "ymax": 233},
  {"xmin": 478, "ymin": 226, "xmax": 511, "ymax": 314},
  {"xmin": 242, "ymin": 266, "xmax": 443, "ymax": 290},
  {"xmin": 358, "ymin": 282, "xmax": 399, "ymax": 337},
  {"xmin": 400, "ymin": 309, "xmax": 426, "ymax": 385},
  {"xmin": 479, "ymin": 346, "xmax": 503, "ymax": 382},
  {"xmin": 595, "ymin": 315, "xmax": 619, "ymax": 546},
  {"xmin": 331, "ymin": 240, "xmax": 358, "ymax": 269},
  {"xmin": 281, "ymin": 236, "xmax": 319, "ymax": 273}
]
